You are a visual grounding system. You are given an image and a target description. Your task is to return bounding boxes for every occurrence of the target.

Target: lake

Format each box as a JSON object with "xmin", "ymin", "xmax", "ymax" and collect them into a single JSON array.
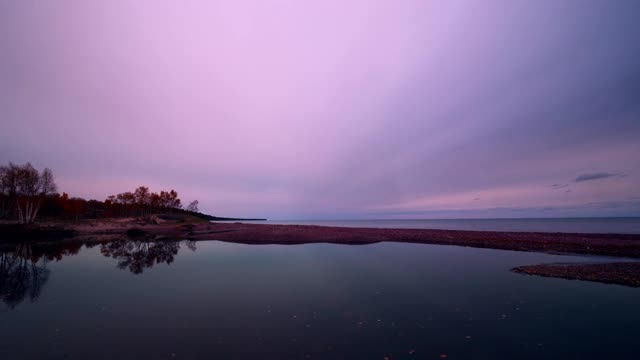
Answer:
[{"xmin": 1, "ymin": 240, "xmax": 639, "ymax": 359}]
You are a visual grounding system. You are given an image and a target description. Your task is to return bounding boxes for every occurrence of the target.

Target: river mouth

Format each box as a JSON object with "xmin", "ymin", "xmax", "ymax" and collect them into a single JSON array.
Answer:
[{"xmin": 1, "ymin": 240, "xmax": 639, "ymax": 359}]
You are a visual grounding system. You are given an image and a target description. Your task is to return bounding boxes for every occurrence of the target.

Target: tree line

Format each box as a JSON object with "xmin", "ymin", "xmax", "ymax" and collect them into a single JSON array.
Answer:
[{"xmin": 1, "ymin": 162, "xmax": 200, "ymax": 223}]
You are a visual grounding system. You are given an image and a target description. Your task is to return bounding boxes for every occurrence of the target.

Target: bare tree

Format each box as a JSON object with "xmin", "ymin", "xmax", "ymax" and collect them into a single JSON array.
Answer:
[
  {"xmin": 0, "ymin": 163, "xmax": 20, "ymax": 219},
  {"xmin": 1, "ymin": 163, "xmax": 58, "ymax": 224},
  {"xmin": 40, "ymin": 168, "xmax": 57, "ymax": 195},
  {"xmin": 15, "ymin": 163, "xmax": 40, "ymax": 224},
  {"xmin": 0, "ymin": 165, "xmax": 12, "ymax": 218},
  {"xmin": 186, "ymin": 200, "xmax": 199, "ymax": 213},
  {"xmin": 30, "ymin": 167, "xmax": 57, "ymax": 222}
]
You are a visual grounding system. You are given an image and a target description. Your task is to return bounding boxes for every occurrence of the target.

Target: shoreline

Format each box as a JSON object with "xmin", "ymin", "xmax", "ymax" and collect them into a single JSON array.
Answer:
[
  {"xmin": 3, "ymin": 219, "xmax": 639, "ymax": 257},
  {"xmin": 3, "ymin": 219, "xmax": 640, "ymax": 287},
  {"xmin": 205, "ymin": 222, "xmax": 640, "ymax": 258},
  {"xmin": 513, "ymin": 262, "xmax": 640, "ymax": 287}
]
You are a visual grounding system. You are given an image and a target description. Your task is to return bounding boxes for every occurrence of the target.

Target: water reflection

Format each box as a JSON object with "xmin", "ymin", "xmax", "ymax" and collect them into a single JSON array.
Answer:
[
  {"xmin": 2, "ymin": 241, "xmax": 640, "ymax": 359},
  {"xmin": 1, "ymin": 239, "xmax": 195, "ymax": 308},
  {"xmin": 100, "ymin": 239, "xmax": 196, "ymax": 274},
  {"xmin": 0, "ymin": 242, "xmax": 69, "ymax": 309}
]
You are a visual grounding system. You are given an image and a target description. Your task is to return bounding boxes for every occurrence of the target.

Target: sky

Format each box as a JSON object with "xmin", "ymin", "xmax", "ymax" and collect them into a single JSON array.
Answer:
[{"xmin": 1, "ymin": 0, "xmax": 640, "ymax": 219}]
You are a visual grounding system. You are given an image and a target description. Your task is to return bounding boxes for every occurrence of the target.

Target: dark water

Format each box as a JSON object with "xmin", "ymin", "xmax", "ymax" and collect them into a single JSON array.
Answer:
[
  {"xmin": 228, "ymin": 217, "xmax": 640, "ymax": 234},
  {"xmin": 1, "ymin": 240, "xmax": 639, "ymax": 359}
]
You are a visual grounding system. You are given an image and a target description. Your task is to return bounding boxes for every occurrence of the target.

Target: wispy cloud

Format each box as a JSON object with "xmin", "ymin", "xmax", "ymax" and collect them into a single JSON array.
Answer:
[
  {"xmin": 551, "ymin": 184, "xmax": 569, "ymax": 190},
  {"xmin": 575, "ymin": 172, "xmax": 620, "ymax": 182},
  {"xmin": 371, "ymin": 199, "xmax": 640, "ymax": 219}
]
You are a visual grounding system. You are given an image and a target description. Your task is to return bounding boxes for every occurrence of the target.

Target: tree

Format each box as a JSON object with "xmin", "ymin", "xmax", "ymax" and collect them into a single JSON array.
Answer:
[
  {"xmin": 159, "ymin": 190, "xmax": 181, "ymax": 211},
  {"xmin": 0, "ymin": 163, "xmax": 20, "ymax": 220},
  {"xmin": 30, "ymin": 167, "xmax": 57, "ymax": 222},
  {"xmin": 104, "ymin": 187, "xmax": 183, "ymax": 217},
  {"xmin": 168, "ymin": 190, "xmax": 181, "ymax": 210},
  {"xmin": 15, "ymin": 163, "xmax": 40, "ymax": 223},
  {"xmin": 134, "ymin": 186, "xmax": 150, "ymax": 205},
  {"xmin": 134, "ymin": 186, "xmax": 151, "ymax": 216},
  {"xmin": 0, "ymin": 163, "xmax": 59, "ymax": 223},
  {"xmin": 186, "ymin": 200, "xmax": 199, "ymax": 213},
  {"xmin": 149, "ymin": 192, "xmax": 161, "ymax": 213},
  {"xmin": 0, "ymin": 165, "xmax": 14, "ymax": 219},
  {"xmin": 40, "ymin": 168, "xmax": 57, "ymax": 195},
  {"xmin": 4, "ymin": 163, "xmax": 58, "ymax": 224}
]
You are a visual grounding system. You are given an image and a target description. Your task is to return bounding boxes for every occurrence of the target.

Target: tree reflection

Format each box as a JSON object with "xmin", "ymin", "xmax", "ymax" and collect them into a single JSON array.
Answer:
[
  {"xmin": 100, "ymin": 240, "xmax": 196, "ymax": 274},
  {"xmin": 1, "ymin": 239, "xmax": 196, "ymax": 308},
  {"xmin": 0, "ymin": 242, "xmax": 71, "ymax": 309},
  {"xmin": 1, "ymin": 242, "xmax": 86, "ymax": 308}
]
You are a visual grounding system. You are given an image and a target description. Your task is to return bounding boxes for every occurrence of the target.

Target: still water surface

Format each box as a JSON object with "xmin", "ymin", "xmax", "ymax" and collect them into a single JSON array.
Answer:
[{"xmin": 1, "ymin": 240, "xmax": 639, "ymax": 359}]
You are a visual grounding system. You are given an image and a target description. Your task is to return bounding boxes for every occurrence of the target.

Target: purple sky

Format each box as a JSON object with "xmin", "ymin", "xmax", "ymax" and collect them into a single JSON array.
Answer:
[{"xmin": 1, "ymin": 1, "xmax": 639, "ymax": 219}]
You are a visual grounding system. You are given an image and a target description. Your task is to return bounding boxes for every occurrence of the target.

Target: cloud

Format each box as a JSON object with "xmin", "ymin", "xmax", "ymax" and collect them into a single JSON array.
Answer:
[
  {"xmin": 575, "ymin": 172, "xmax": 620, "ymax": 182},
  {"xmin": 370, "ymin": 199, "xmax": 640, "ymax": 219},
  {"xmin": 551, "ymin": 184, "xmax": 569, "ymax": 189},
  {"xmin": 1, "ymin": 1, "xmax": 640, "ymax": 219}
]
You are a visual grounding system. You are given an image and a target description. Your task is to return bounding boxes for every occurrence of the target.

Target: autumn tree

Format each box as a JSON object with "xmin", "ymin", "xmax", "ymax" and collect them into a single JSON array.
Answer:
[
  {"xmin": 105, "ymin": 187, "xmax": 183, "ymax": 217},
  {"xmin": 160, "ymin": 190, "xmax": 181, "ymax": 210}
]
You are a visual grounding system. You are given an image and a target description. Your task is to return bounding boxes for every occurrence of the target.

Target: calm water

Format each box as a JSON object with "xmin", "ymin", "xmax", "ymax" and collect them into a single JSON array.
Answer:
[
  {"xmin": 224, "ymin": 217, "xmax": 640, "ymax": 234},
  {"xmin": 1, "ymin": 240, "xmax": 639, "ymax": 359}
]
